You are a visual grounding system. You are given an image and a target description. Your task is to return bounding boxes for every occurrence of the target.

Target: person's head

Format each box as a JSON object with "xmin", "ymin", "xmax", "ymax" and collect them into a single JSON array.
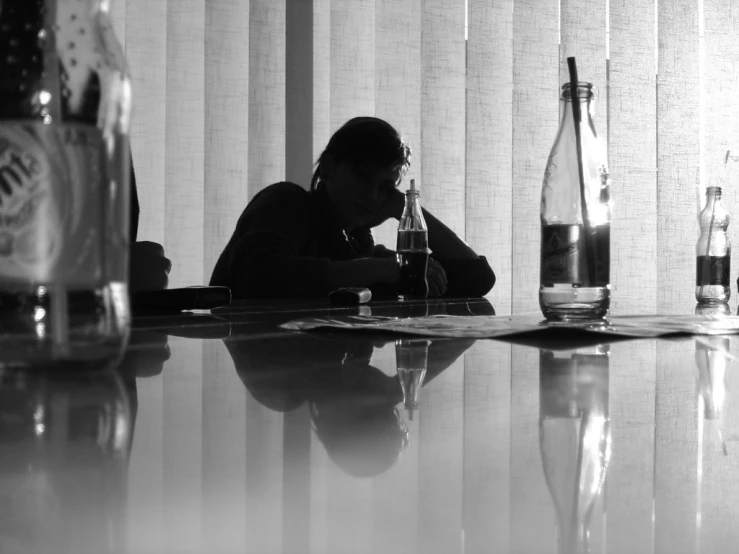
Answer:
[{"xmin": 311, "ymin": 117, "xmax": 411, "ymax": 230}]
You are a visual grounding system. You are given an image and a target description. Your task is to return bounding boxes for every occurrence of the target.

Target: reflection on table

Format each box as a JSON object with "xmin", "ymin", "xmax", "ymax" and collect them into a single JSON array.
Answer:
[{"xmin": 2, "ymin": 297, "xmax": 739, "ymax": 553}]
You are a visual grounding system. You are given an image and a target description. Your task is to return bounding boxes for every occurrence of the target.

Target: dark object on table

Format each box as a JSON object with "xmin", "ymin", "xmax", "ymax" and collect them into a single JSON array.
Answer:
[
  {"xmin": 132, "ymin": 286, "xmax": 232, "ymax": 314},
  {"xmin": 329, "ymin": 287, "xmax": 372, "ymax": 305}
]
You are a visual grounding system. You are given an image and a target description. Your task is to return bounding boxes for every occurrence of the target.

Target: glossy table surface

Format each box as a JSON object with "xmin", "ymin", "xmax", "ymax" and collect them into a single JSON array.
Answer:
[{"xmin": 3, "ymin": 298, "xmax": 739, "ymax": 554}]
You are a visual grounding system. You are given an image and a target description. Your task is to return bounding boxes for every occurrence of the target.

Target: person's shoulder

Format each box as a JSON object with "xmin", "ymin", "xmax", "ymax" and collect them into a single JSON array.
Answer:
[{"xmin": 256, "ymin": 181, "xmax": 311, "ymax": 203}]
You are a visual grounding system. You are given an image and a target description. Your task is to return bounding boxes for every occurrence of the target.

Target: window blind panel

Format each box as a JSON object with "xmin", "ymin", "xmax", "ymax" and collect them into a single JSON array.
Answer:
[
  {"xmin": 162, "ymin": 339, "xmax": 204, "ymax": 554},
  {"xmin": 330, "ymin": 0, "xmax": 375, "ymax": 131},
  {"xmin": 202, "ymin": 340, "xmax": 248, "ymax": 552},
  {"xmin": 698, "ymin": 3, "xmax": 739, "ymax": 551},
  {"xmin": 698, "ymin": 341, "xmax": 739, "ymax": 552},
  {"xmin": 465, "ymin": 0, "xmax": 513, "ymax": 311},
  {"xmin": 205, "ymin": 0, "xmax": 250, "ymax": 283},
  {"xmin": 283, "ymin": 406, "xmax": 312, "ymax": 554},
  {"xmin": 286, "ymin": 0, "xmax": 315, "ymax": 189},
  {"xmin": 606, "ymin": 343, "xmax": 656, "ymax": 554},
  {"xmin": 511, "ymin": 0, "xmax": 559, "ymax": 314},
  {"xmin": 656, "ymin": 0, "xmax": 700, "ymax": 314},
  {"xmin": 654, "ymin": 342, "xmax": 700, "ymax": 554},
  {"xmin": 369, "ymin": 342, "xmax": 420, "ymax": 554},
  {"xmin": 125, "ymin": 369, "xmax": 165, "ymax": 553},
  {"xmin": 165, "ymin": 1, "xmax": 205, "ymax": 287},
  {"xmin": 309, "ymin": 429, "xmax": 330, "ymax": 554},
  {"xmin": 420, "ymin": 0, "xmax": 466, "ymax": 239},
  {"xmin": 463, "ymin": 342, "xmax": 511, "ymax": 553},
  {"xmin": 703, "ymin": 0, "xmax": 739, "ymax": 303},
  {"xmin": 313, "ymin": 0, "xmax": 331, "ymax": 180},
  {"xmin": 609, "ymin": 0, "xmax": 657, "ymax": 314},
  {"xmin": 418, "ymin": 361, "xmax": 464, "ymax": 554},
  {"xmin": 244, "ymin": 396, "xmax": 285, "ymax": 554},
  {"xmin": 126, "ymin": 0, "xmax": 167, "ymax": 244},
  {"xmin": 248, "ymin": 0, "xmax": 286, "ymax": 201},
  {"xmin": 374, "ymin": 0, "xmax": 422, "ymax": 252},
  {"xmin": 509, "ymin": 347, "xmax": 556, "ymax": 554}
]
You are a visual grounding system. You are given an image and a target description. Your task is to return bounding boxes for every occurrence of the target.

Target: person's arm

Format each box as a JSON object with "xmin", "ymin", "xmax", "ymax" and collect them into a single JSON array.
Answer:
[
  {"xmin": 378, "ymin": 189, "xmax": 495, "ymax": 297},
  {"xmin": 217, "ymin": 183, "xmax": 399, "ymax": 298}
]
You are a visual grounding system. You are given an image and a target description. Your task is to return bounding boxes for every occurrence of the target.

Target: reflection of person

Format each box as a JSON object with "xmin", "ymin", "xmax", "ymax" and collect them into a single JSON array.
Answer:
[
  {"xmin": 209, "ymin": 117, "xmax": 495, "ymax": 299},
  {"xmin": 128, "ymin": 157, "xmax": 171, "ymax": 294},
  {"xmin": 224, "ymin": 327, "xmax": 474, "ymax": 477}
]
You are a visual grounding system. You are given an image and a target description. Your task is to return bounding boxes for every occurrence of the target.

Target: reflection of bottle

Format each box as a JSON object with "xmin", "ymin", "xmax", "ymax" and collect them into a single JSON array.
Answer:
[
  {"xmin": 395, "ymin": 338, "xmax": 430, "ymax": 421},
  {"xmin": 696, "ymin": 186, "xmax": 731, "ymax": 304},
  {"xmin": 539, "ymin": 345, "xmax": 611, "ymax": 554},
  {"xmin": 539, "ymin": 82, "xmax": 611, "ymax": 321},
  {"xmin": 695, "ymin": 334, "xmax": 730, "ymax": 455},
  {"xmin": 0, "ymin": 0, "xmax": 132, "ymax": 369},
  {"xmin": 0, "ymin": 368, "xmax": 132, "ymax": 553},
  {"xmin": 396, "ymin": 179, "xmax": 430, "ymax": 300}
]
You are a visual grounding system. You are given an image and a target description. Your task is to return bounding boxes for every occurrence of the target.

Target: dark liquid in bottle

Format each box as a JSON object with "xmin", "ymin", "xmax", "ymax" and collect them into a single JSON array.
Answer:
[
  {"xmin": 397, "ymin": 250, "xmax": 429, "ymax": 299},
  {"xmin": 696, "ymin": 255, "xmax": 730, "ymax": 286}
]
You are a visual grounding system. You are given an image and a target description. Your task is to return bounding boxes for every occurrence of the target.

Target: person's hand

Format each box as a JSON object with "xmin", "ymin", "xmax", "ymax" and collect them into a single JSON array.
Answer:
[
  {"xmin": 426, "ymin": 257, "xmax": 448, "ymax": 297},
  {"xmin": 368, "ymin": 188, "xmax": 404, "ymax": 228},
  {"xmin": 129, "ymin": 241, "xmax": 171, "ymax": 293}
]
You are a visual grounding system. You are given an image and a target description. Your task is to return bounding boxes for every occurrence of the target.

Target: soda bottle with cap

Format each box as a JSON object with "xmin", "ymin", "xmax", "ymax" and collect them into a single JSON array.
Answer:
[
  {"xmin": 0, "ymin": 0, "xmax": 132, "ymax": 369},
  {"xmin": 396, "ymin": 178, "xmax": 430, "ymax": 300}
]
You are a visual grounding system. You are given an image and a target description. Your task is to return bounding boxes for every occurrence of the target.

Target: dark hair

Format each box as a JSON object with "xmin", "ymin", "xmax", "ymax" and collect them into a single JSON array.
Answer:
[{"xmin": 310, "ymin": 116, "xmax": 412, "ymax": 191}]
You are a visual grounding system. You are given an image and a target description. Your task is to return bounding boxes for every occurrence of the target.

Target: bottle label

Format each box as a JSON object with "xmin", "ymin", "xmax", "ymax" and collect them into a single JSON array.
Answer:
[
  {"xmin": 541, "ymin": 224, "xmax": 610, "ymax": 287},
  {"xmin": 696, "ymin": 255, "xmax": 730, "ymax": 286},
  {"xmin": 0, "ymin": 123, "xmax": 104, "ymax": 286}
]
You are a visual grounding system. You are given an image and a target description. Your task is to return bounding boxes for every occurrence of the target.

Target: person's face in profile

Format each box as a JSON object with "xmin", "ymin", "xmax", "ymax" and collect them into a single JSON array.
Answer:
[{"xmin": 326, "ymin": 160, "xmax": 401, "ymax": 230}]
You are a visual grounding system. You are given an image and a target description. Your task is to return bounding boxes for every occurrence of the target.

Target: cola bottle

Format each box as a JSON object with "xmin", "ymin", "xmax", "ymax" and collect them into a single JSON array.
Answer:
[
  {"xmin": 0, "ymin": 0, "xmax": 132, "ymax": 369},
  {"xmin": 396, "ymin": 179, "xmax": 430, "ymax": 300}
]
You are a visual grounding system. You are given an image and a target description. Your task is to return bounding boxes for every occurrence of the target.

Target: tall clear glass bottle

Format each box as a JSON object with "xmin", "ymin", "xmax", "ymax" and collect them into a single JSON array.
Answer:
[
  {"xmin": 396, "ymin": 179, "xmax": 430, "ymax": 300},
  {"xmin": 540, "ymin": 82, "xmax": 611, "ymax": 321},
  {"xmin": 696, "ymin": 186, "xmax": 731, "ymax": 304},
  {"xmin": 0, "ymin": 0, "xmax": 132, "ymax": 369},
  {"xmin": 539, "ymin": 344, "xmax": 611, "ymax": 554}
]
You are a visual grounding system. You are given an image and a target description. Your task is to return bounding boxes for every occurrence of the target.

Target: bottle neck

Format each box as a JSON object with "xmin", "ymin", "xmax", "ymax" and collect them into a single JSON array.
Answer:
[
  {"xmin": 560, "ymin": 98, "xmax": 595, "ymax": 129},
  {"xmin": 403, "ymin": 191, "xmax": 423, "ymax": 217}
]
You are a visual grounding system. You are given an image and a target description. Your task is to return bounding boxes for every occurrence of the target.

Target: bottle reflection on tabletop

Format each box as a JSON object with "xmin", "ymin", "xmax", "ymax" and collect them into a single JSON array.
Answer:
[
  {"xmin": 539, "ymin": 344, "xmax": 611, "ymax": 554},
  {"xmin": 395, "ymin": 338, "xmax": 430, "ymax": 421},
  {"xmin": 0, "ymin": 368, "xmax": 132, "ymax": 554},
  {"xmin": 224, "ymin": 332, "xmax": 473, "ymax": 478},
  {"xmin": 694, "ymin": 332, "xmax": 731, "ymax": 456}
]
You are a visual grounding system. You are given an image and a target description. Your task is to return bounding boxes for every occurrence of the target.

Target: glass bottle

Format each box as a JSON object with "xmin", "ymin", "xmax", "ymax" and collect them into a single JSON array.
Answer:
[
  {"xmin": 395, "ymin": 338, "xmax": 430, "ymax": 421},
  {"xmin": 696, "ymin": 186, "xmax": 731, "ymax": 304},
  {"xmin": 540, "ymin": 82, "xmax": 611, "ymax": 321},
  {"xmin": 539, "ymin": 344, "xmax": 611, "ymax": 554},
  {"xmin": 0, "ymin": 0, "xmax": 132, "ymax": 369},
  {"xmin": 396, "ymin": 178, "xmax": 430, "ymax": 300}
]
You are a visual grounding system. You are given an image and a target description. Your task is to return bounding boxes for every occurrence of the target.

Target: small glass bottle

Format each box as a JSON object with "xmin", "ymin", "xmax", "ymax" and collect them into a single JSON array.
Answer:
[
  {"xmin": 396, "ymin": 179, "xmax": 430, "ymax": 300},
  {"xmin": 540, "ymin": 82, "xmax": 611, "ymax": 321},
  {"xmin": 696, "ymin": 186, "xmax": 731, "ymax": 304}
]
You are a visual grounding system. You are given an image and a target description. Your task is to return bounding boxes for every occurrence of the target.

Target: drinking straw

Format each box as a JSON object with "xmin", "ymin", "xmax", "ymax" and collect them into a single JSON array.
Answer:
[
  {"xmin": 567, "ymin": 57, "xmax": 597, "ymax": 286},
  {"xmin": 410, "ymin": 178, "xmax": 416, "ymax": 193}
]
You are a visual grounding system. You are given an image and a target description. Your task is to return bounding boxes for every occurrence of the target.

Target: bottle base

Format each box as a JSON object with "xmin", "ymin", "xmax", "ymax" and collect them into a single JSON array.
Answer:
[
  {"xmin": 540, "ymin": 285, "xmax": 610, "ymax": 321},
  {"xmin": 0, "ymin": 282, "xmax": 130, "ymax": 370},
  {"xmin": 695, "ymin": 285, "xmax": 731, "ymax": 304}
]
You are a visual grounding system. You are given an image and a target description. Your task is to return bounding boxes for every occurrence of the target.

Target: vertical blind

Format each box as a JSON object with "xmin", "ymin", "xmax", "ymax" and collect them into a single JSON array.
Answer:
[
  {"xmin": 110, "ymin": 2, "xmax": 739, "ymax": 553},
  {"xmin": 112, "ymin": 0, "xmax": 739, "ymax": 316}
]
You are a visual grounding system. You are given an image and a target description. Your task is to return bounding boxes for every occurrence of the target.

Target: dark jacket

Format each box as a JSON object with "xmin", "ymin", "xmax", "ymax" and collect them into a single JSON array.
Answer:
[{"xmin": 209, "ymin": 181, "xmax": 495, "ymax": 299}]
